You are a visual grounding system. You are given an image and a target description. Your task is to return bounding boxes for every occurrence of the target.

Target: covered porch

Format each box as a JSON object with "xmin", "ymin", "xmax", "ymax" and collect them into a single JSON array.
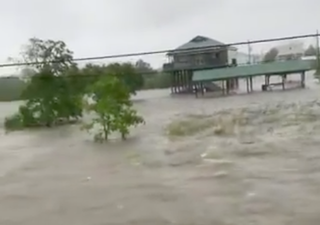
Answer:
[{"xmin": 192, "ymin": 60, "xmax": 314, "ymax": 98}]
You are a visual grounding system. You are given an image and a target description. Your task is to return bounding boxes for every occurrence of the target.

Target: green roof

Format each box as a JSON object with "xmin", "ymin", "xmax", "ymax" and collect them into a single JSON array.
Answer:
[{"xmin": 192, "ymin": 60, "xmax": 315, "ymax": 82}]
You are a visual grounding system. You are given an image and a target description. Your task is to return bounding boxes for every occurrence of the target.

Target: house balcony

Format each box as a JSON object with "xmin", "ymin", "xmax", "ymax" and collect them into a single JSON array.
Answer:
[{"xmin": 163, "ymin": 61, "xmax": 229, "ymax": 72}]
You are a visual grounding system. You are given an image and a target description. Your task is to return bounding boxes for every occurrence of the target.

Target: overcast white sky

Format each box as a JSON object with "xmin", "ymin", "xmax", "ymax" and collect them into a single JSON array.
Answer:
[{"xmin": 0, "ymin": 0, "xmax": 319, "ymax": 75}]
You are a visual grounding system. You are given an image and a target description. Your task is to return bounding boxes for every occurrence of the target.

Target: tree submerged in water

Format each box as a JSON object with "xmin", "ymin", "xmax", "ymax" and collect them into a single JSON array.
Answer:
[
  {"xmin": 5, "ymin": 38, "xmax": 84, "ymax": 130},
  {"xmin": 82, "ymin": 74, "xmax": 145, "ymax": 142},
  {"xmin": 4, "ymin": 37, "xmax": 146, "ymax": 142}
]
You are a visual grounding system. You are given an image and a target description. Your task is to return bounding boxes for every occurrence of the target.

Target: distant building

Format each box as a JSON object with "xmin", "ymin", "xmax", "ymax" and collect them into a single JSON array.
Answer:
[
  {"xmin": 275, "ymin": 41, "xmax": 304, "ymax": 60},
  {"xmin": 230, "ymin": 51, "xmax": 262, "ymax": 65}
]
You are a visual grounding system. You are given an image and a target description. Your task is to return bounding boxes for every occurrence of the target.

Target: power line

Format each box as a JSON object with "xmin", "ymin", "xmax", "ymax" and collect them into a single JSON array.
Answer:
[{"xmin": 0, "ymin": 32, "xmax": 319, "ymax": 69}]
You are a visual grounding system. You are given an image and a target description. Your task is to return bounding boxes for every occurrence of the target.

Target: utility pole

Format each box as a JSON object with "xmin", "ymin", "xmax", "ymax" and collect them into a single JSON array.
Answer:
[
  {"xmin": 316, "ymin": 30, "xmax": 320, "ymax": 72},
  {"xmin": 247, "ymin": 40, "xmax": 252, "ymax": 64}
]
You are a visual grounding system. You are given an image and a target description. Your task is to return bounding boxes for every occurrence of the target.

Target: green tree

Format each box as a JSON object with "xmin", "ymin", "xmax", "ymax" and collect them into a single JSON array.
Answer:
[
  {"xmin": 5, "ymin": 38, "xmax": 84, "ymax": 130},
  {"xmin": 263, "ymin": 47, "xmax": 279, "ymax": 63},
  {"xmin": 19, "ymin": 38, "xmax": 74, "ymax": 72},
  {"xmin": 77, "ymin": 63, "xmax": 105, "ymax": 91},
  {"xmin": 304, "ymin": 45, "xmax": 317, "ymax": 56},
  {"xmin": 104, "ymin": 63, "xmax": 144, "ymax": 94},
  {"xmin": 76, "ymin": 63, "xmax": 144, "ymax": 94},
  {"xmin": 135, "ymin": 59, "xmax": 154, "ymax": 74},
  {"xmin": 83, "ymin": 74, "xmax": 145, "ymax": 142}
]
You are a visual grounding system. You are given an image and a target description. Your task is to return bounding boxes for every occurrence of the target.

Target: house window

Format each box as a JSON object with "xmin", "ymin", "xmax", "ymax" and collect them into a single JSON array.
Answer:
[
  {"xmin": 176, "ymin": 55, "xmax": 188, "ymax": 63},
  {"xmin": 195, "ymin": 55, "xmax": 204, "ymax": 65},
  {"xmin": 211, "ymin": 52, "xmax": 220, "ymax": 59}
]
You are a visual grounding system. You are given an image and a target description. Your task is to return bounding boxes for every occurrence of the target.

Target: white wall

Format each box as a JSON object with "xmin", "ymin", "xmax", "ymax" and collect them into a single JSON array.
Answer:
[
  {"xmin": 275, "ymin": 41, "xmax": 304, "ymax": 57},
  {"xmin": 301, "ymin": 56, "xmax": 317, "ymax": 60}
]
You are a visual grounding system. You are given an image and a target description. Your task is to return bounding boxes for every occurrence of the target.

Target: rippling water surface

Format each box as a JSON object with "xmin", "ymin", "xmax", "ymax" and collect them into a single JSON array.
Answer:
[{"xmin": 1, "ymin": 72, "xmax": 320, "ymax": 225}]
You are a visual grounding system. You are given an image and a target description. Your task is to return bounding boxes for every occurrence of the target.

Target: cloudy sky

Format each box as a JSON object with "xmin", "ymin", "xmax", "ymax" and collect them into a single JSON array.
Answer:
[{"xmin": 0, "ymin": 0, "xmax": 319, "ymax": 75}]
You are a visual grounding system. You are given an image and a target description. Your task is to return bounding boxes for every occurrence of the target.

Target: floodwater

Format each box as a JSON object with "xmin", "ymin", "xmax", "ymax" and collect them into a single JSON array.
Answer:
[{"xmin": 1, "ymin": 73, "xmax": 320, "ymax": 224}]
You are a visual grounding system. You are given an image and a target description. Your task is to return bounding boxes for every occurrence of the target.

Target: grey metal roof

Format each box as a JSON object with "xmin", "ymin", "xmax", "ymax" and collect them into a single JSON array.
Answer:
[
  {"xmin": 176, "ymin": 36, "xmax": 225, "ymax": 50},
  {"xmin": 168, "ymin": 35, "xmax": 236, "ymax": 55}
]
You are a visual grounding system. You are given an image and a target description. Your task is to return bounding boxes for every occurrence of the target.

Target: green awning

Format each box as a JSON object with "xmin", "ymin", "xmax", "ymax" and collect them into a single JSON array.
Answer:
[{"xmin": 192, "ymin": 59, "xmax": 315, "ymax": 82}]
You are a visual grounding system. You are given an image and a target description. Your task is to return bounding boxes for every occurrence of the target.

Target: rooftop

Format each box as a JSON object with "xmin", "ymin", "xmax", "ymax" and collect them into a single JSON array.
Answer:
[{"xmin": 168, "ymin": 35, "xmax": 236, "ymax": 55}]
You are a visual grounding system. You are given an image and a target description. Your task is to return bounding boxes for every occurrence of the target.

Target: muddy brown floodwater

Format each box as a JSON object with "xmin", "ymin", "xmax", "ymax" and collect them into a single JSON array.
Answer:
[{"xmin": 1, "ymin": 73, "xmax": 320, "ymax": 225}]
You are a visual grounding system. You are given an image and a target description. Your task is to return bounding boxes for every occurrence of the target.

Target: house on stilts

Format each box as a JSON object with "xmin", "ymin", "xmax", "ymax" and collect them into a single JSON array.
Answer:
[
  {"xmin": 162, "ymin": 35, "xmax": 240, "ymax": 94},
  {"xmin": 163, "ymin": 35, "xmax": 314, "ymax": 98}
]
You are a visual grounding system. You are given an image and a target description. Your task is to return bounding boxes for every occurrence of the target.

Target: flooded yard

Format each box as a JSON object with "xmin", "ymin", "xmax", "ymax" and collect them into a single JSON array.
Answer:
[{"xmin": 1, "ymin": 73, "xmax": 320, "ymax": 224}]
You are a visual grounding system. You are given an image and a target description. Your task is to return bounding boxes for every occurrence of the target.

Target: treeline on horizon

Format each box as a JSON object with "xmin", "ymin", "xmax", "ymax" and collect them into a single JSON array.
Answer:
[{"xmin": 0, "ymin": 59, "xmax": 171, "ymax": 102}]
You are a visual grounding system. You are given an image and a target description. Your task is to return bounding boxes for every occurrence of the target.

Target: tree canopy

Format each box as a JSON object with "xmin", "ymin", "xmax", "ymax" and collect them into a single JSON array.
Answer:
[
  {"xmin": 304, "ymin": 45, "xmax": 318, "ymax": 56},
  {"xmin": 263, "ymin": 47, "xmax": 279, "ymax": 63},
  {"xmin": 4, "ymin": 37, "xmax": 146, "ymax": 141}
]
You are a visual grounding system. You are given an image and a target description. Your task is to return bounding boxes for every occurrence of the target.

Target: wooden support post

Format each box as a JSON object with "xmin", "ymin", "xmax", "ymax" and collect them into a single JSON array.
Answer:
[
  {"xmin": 177, "ymin": 70, "xmax": 181, "ymax": 93},
  {"xmin": 246, "ymin": 77, "xmax": 250, "ymax": 93},
  {"xmin": 188, "ymin": 71, "xmax": 193, "ymax": 92},
  {"xmin": 226, "ymin": 80, "xmax": 230, "ymax": 94},
  {"xmin": 184, "ymin": 71, "xmax": 188, "ymax": 92},
  {"xmin": 185, "ymin": 71, "xmax": 188, "ymax": 92},
  {"xmin": 181, "ymin": 71, "xmax": 184, "ymax": 92},
  {"xmin": 221, "ymin": 80, "xmax": 225, "ymax": 95},
  {"xmin": 176, "ymin": 71, "xmax": 180, "ymax": 94},
  {"xmin": 200, "ymin": 82, "xmax": 204, "ymax": 96},
  {"xmin": 174, "ymin": 72, "xmax": 178, "ymax": 93},
  {"xmin": 172, "ymin": 72, "xmax": 175, "ymax": 94},
  {"xmin": 186, "ymin": 71, "xmax": 189, "ymax": 92},
  {"xmin": 181, "ymin": 72, "xmax": 184, "ymax": 92},
  {"xmin": 301, "ymin": 71, "xmax": 305, "ymax": 88},
  {"xmin": 264, "ymin": 75, "xmax": 267, "ymax": 85},
  {"xmin": 180, "ymin": 71, "xmax": 183, "ymax": 92},
  {"xmin": 281, "ymin": 74, "xmax": 285, "ymax": 90},
  {"xmin": 195, "ymin": 82, "xmax": 198, "ymax": 98},
  {"xmin": 249, "ymin": 76, "xmax": 253, "ymax": 92},
  {"xmin": 178, "ymin": 72, "xmax": 181, "ymax": 93},
  {"xmin": 264, "ymin": 75, "xmax": 270, "ymax": 86},
  {"xmin": 170, "ymin": 72, "xmax": 174, "ymax": 94}
]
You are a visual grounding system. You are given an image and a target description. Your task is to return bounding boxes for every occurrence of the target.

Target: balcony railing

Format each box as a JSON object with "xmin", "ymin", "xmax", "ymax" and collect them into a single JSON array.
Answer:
[{"xmin": 163, "ymin": 62, "xmax": 228, "ymax": 71}]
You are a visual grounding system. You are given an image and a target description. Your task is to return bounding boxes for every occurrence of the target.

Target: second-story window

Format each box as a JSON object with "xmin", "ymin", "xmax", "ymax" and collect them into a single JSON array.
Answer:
[
  {"xmin": 212, "ymin": 52, "xmax": 220, "ymax": 59},
  {"xmin": 176, "ymin": 55, "xmax": 188, "ymax": 63},
  {"xmin": 195, "ymin": 55, "xmax": 204, "ymax": 65}
]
